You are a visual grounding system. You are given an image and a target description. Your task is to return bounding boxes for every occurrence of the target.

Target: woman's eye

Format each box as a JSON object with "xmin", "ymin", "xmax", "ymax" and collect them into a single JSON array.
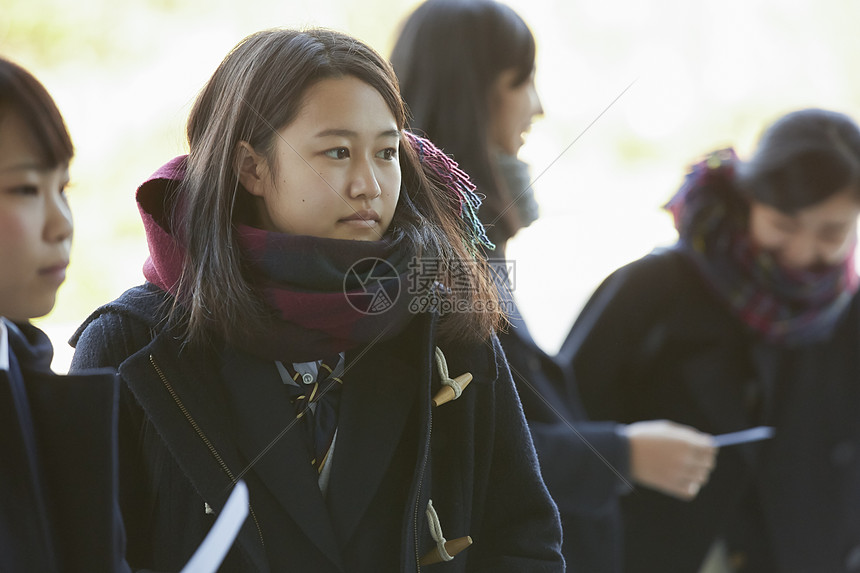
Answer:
[
  {"xmin": 770, "ymin": 217, "xmax": 796, "ymax": 233},
  {"xmin": 324, "ymin": 147, "xmax": 350, "ymax": 159},
  {"xmin": 377, "ymin": 148, "xmax": 398, "ymax": 160},
  {"xmin": 9, "ymin": 185, "xmax": 39, "ymax": 196},
  {"xmin": 820, "ymin": 229, "xmax": 848, "ymax": 244}
]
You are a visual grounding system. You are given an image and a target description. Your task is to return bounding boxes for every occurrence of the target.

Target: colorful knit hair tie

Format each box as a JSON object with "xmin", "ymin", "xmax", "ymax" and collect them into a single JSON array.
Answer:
[{"xmin": 403, "ymin": 131, "xmax": 495, "ymax": 250}]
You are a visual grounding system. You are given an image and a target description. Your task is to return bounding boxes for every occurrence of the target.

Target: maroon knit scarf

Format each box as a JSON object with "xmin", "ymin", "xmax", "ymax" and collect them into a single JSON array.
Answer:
[
  {"xmin": 666, "ymin": 148, "xmax": 859, "ymax": 345},
  {"xmin": 232, "ymin": 226, "xmax": 417, "ymax": 362}
]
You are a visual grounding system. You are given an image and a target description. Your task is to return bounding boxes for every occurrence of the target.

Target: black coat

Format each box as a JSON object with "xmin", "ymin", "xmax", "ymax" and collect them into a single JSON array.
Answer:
[
  {"xmin": 559, "ymin": 249, "xmax": 860, "ymax": 573},
  {"xmin": 498, "ymin": 299, "xmax": 629, "ymax": 573},
  {"xmin": 1, "ymin": 321, "xmax": 127, "ymax": 572},
  {"xmin": 69, "ymin": 283, "xmax": 565, "ymax": 573}
]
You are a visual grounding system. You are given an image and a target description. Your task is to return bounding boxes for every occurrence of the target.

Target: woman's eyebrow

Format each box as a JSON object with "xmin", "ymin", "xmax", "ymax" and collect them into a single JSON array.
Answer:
[
  {"xmin": 314, "ymin": 128, "xmax": 401, "ymax": 139},
  {"xmin": 821, "ymin": 221, "xmax": 852, "ymax": 231},
  {"xmin": 0, "ymin": 161, "xmax": 46, "ymax": 174}
]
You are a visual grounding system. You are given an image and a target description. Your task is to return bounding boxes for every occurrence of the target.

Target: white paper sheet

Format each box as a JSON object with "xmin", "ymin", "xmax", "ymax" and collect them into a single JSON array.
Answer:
[{"xmin": 714, "ymin": 426, "xmax": 775, "ymax": 447}]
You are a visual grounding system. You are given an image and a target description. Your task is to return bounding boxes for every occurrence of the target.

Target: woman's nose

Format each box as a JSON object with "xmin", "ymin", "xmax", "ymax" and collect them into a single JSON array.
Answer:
[
  {"xmin": 348, "ymin": 159, "xmax": 382, "ymax": 200},
  {"xmin": 778, "ymin": 235, "xmax": 820, "ymax": 270},
  {"xmin": 530, "ymin": 86, "xmax": 544, "ymax": 118},
  {"xmin": 44, "ymin": 189, "xmax": 73, "ymax": 244}
]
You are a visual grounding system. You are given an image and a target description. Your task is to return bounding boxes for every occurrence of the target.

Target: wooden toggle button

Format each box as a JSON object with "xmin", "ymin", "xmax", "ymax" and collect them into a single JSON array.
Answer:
[
  {"xmin": 419, "ymin": 536, "xmax": 474, "ymax": 566},
  {"xmin": 432, "ymin": 373, "xmax": 473, "ymax": 407}
]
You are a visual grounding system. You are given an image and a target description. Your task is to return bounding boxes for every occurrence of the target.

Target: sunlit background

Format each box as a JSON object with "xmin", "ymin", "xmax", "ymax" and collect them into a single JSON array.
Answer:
[{"xmin": 4, "ymin": 0, "xmax": 860, "ymax": 373}]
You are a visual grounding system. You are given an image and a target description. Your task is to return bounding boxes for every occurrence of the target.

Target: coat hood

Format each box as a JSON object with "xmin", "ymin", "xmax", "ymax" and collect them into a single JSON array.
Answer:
[{"xmin": 136, "ymin": 155, "xmax": 188, "ymax": 294}]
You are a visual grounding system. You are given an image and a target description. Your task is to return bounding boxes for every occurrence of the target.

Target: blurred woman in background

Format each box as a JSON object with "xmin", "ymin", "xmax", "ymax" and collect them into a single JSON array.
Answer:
[
  {"xmin": 391, "ymin": 2, "xmax": 717, "ymax": 571},
  {"xmin": 563, "ymin": 108, "xmax": 860, "ymax": 572}
]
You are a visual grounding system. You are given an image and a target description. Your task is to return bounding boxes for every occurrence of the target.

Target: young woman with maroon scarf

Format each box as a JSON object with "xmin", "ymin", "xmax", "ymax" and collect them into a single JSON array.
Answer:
[{"xmin": 69, "ymin": 27, "xmax": 564, "ymax": 573}]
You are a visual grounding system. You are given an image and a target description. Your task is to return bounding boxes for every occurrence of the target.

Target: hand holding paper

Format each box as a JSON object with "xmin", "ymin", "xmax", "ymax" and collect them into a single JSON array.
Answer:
[{"xmin": 625, "ymin": 420, "xmax": 717, "ymax": 500}]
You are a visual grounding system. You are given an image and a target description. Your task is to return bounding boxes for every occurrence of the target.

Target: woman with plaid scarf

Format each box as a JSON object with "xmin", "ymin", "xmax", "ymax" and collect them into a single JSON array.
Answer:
[
  {"xmin": 70, "ymin": 27, "xmax": 564, "ymax": 573},
  {"xmin": 564, "ymin": 108, "xmax": 860, "ymax": 572}
]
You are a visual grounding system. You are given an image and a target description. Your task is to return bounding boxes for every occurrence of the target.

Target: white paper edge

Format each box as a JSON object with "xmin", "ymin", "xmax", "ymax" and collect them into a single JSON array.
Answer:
[
  {"xmin": 181, "ymin": 480, "xmax": 249, "ymax": 573},
  {"xmin": 713, "ymin": 426, "xmax": 776, "ymax": 447}
]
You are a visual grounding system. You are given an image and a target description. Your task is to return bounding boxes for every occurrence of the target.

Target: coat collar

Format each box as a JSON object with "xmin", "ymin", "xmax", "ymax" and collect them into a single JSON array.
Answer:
[{"xmin": 5, "ymin": 320, "xmax": 54, "ymax": 373}]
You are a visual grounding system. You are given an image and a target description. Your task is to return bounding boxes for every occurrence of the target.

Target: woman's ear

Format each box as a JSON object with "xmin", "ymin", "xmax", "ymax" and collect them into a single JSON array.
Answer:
[{"xmin": 236, "ymin": 141, "xmax": 267, "ymax": 196}]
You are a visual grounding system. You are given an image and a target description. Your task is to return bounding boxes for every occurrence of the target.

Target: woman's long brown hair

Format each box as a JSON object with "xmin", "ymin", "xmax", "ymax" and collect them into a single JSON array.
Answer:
[{"xmin": 171, "ymin": 28, "xmax": 502, "ymax": 348}]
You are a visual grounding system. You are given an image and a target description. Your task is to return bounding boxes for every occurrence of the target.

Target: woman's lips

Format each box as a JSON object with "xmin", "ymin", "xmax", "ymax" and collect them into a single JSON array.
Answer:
[
  {"xmin": 39, "ymin": 261, "xmax": 68, "ymax": 284},
  {"xmin": 340, "ymin": 210, "xmax": 380, "ymax": 225}
]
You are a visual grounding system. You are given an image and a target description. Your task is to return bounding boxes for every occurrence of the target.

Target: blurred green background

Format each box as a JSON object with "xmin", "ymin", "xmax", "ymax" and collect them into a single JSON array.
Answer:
[{"xmin": 3, "ymin": 0, "xmax": 859, "ymax": 371}]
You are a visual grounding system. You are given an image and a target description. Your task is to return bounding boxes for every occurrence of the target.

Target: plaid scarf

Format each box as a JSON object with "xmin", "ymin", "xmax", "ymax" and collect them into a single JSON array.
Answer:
[
  {"xmin": 665, "ymin": 148, "xmax": 859, "ymax": 346},
  {"xmin": 139, "ymin": 133, "xmax": 484, "ymax": 362},
  {"xmin": 235, "ymin": 226, "xmax": 416, "ymax": 362}
]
